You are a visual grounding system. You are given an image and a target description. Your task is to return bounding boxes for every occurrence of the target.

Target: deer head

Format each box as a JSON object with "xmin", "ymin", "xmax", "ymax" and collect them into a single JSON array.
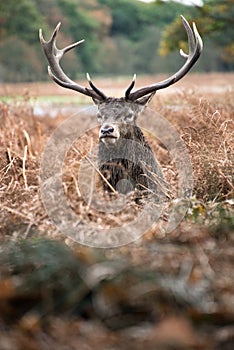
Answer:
[{"xmin": 39, "ymin": 16, "xmax": 203, "ymax": 145}]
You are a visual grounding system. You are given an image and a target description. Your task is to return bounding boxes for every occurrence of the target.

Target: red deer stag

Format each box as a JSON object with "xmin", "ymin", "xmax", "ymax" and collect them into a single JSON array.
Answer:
[{"xmin": 39, "ymin": 16, "xmax": 203, "ymax": 199}]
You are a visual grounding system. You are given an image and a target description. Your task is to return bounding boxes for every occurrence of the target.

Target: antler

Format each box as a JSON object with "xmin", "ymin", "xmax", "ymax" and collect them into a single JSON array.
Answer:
[
  {"xmin": 125, "ymin": 16, "xmax": 203, "ymax": 101},
  {"xmin": 39, "ymin": 22, "xmax": 106, "ymax": 101}
]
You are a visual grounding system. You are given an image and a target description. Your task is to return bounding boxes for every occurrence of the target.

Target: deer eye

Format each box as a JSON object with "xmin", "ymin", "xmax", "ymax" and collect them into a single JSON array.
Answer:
[
  {"xmin": 124, "ymin": 113, "xmax": 134, "ymax": 123},
  {"xmin": 97, "ymin": 113, "xmax": 103, "ymax": 124}
]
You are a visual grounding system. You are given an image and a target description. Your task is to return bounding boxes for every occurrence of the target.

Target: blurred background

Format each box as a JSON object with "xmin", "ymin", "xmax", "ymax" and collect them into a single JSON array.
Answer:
[{"xmin": 0, "ymin": 0, "xmax": 233, "ymax": 83}]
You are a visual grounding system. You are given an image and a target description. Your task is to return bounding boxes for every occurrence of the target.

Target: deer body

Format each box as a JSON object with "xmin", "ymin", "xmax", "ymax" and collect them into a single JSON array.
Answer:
[
  {"xmin": 95, "ymin": 98, "xmax": 163, "ymax": 196},
  {"xmin": 39, "ymin": 16, "xmax": 202, "ymax": 198}
]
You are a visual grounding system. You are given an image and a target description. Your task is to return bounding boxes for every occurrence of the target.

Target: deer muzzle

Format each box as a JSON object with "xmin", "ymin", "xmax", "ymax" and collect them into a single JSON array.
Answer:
[{"xmin": 99, "ymin": 123, "xmax": 120, "ymax": 144}]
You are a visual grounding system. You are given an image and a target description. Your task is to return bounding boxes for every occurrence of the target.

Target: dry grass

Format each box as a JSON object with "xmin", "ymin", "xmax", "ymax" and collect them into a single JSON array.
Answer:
[
  {"xmin": 154, "ymin": 89, "xmax": 234, "ymax": 201},
  {"xmin": 0, "ymin": 98, "xmax": 64, "ymax": 241},
  {"xmin": 1, "ymin": 90, "xmax": 232, "ymax": 240},
  {"xmin": 0, "ymin": 74, "xmax": 233, "ymax": 349}
]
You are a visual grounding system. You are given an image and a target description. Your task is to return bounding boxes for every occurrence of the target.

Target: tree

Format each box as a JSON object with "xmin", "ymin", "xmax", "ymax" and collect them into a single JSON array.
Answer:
[
  {"xmin": 0, "ymin": 37, "xmax": 44, "ymax": 82},
  {"xmin": 0, "ymin": 0, "xmax": 232, "ymax": 82},
  {"xmin": 160, "ymin": 0, "xmax": 234, "ymax": 71},
  {"xmin": 0, "ymin": 0, "xmax": 44, "ymax": 43},
  {"xmin": 98, "ymin": 0, "xmax": 186, "ymax": 39},
  {"xmin": 0, "ymin": 0, "xmax": 47, "ymax": 82}
]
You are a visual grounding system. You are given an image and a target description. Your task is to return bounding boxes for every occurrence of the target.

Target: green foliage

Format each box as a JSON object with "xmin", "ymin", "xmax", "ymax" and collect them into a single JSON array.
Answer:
[
  {"xmin": 0, "ymin": 0, "xmax": 45, "ymax": 43},
  {"xmin": 161, "ymin": 0, "xmax": 234, "ymax": 71},
  {"xmin": 0, "ymin": 239, "xmax": 88, "ymax": 315},
  {"xmin": 96, "ymin": 0, "xmax": 188, "ymax": 75},
  {"xmin": 187, "ymin": 198, "xmax": 234, "ymax": 239},
  {"xmin": 99, "ymin": 0, "xmax": 185, "ymax": 39},
  {"xmin": 0, "ymin": 0, "xmax": 46, "ymax": 82},
  {"xmin": 99, "ymin": 0, "xmax": 148, "ymax": 39},
  {"xmin": 0, "ymin": 37, "xmax": 44, "ymax": 82},
  {"xmin": 0, "ymin": 0, "xmax": 233, "ymax": 82},
  {"xmin": 57, "ymin": 0, "xmax": 100, "ymax": 73}
]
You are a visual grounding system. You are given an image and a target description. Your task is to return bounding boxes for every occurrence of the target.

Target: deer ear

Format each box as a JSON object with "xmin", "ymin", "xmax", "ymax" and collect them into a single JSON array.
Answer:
[
  {"xmin": 92, "ymin": 96, "xmax": 107, "ymax": 105},
  {"xmin": 135, "ymin": 92, "xmax": 155, "ymax": 106},
  {"xmin": 92, "ymin": 97, "xmax": 101, "ymax": 105}
]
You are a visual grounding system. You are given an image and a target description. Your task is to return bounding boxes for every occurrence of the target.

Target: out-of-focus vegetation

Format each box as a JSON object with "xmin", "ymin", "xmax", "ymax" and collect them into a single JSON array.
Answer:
[
  {"xmin": 0, "ymin": 78, "xmax": 233, "ymax": 347},
  {"xmin": 160, "ymin": 0, "xmax": 234, "ymax": 71},
  {"xmin": 0, "ymin": 0, "xmax": 233, "ymax": 82}
]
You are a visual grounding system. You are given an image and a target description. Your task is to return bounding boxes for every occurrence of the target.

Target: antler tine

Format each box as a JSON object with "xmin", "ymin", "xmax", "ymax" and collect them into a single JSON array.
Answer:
[
  {"xmin": 127, "ymin": 16, "xmax": 203, "ymax": 101},
  {"xmin": 180, "ymin": 15, "xmax": 195, "ymax": 57},
  {"xmin": 125, "ymin": 74, "xmax": 136, "ymax": 99},
  {"xmin": 39, "ymin": 22, "xmax": 72, "ymax": 83},
  {"xmin": 86, "ymin": 73, "xmax": 107, "ymax": 100},
  {"xmin": 193, "ymin": 21, "xmax": 203, "ymax": 54},
  {"xmin": 39, "ymin": 23, "xmax": 106, "ymax": 100}
]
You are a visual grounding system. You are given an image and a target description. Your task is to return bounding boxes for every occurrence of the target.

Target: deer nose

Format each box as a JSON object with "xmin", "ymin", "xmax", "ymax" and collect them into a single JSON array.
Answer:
[{"xmin": 100, "ymin": 124, "xmax": 114, "ymax": 136}]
